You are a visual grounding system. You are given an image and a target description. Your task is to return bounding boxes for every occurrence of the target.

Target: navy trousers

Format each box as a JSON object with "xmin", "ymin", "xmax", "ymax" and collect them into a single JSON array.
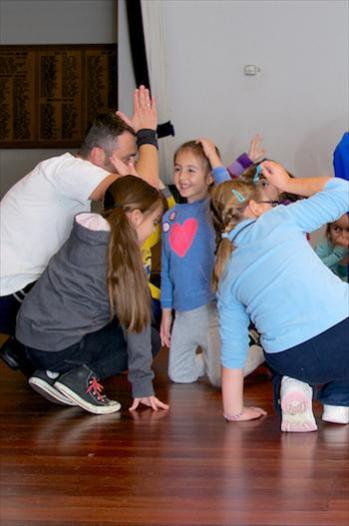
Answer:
[
  {"xmin": 24, "ymin": 319, "xmax": 161, "ymax": 381},
  {"xmin": 265, "ymin": 317, "xmax": 349, "ymax": 408}
]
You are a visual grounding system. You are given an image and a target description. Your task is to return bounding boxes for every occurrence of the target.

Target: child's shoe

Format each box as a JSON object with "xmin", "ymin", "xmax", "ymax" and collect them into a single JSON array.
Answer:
[
  {"xmin": 54, "ymin": 364, "xmax": 121, "ymax": 415},
  {"xmin": 29, "ymin": 370, "xmax": 76, "ymax": 406},
  {"xmin": 1, "ymin": 337, "xmax": 35, "ymax": 377},
  {"xmin": 322, "ymin": 405, "xmax": 349, "ymax": 424},
  {"xmin": 280, "ymin": 376, "xmax": 317, "ymax": 432}
]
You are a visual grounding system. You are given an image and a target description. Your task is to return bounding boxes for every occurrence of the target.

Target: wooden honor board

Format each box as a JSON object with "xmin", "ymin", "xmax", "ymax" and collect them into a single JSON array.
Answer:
[{"xmin": 0, "ymin": 44, "xmax": 117, "ymax": 148}]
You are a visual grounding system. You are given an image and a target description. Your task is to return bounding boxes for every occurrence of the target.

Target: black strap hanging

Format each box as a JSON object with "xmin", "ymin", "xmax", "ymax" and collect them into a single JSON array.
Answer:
[
  {"xmin": 125, "ymin": 0, "xmax": 175, "ymax": 139},
  {"xmin": 125, "ymin": 0, "xmax": 150, "ymax": 89}
]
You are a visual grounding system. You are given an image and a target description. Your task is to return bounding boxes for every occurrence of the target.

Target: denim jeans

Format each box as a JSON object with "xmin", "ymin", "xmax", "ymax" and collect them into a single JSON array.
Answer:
[
  {"xmin": 265, "ymin": 317, "xmax": 349, "ymax": 408},
  {"xmin": 25, "ymin": 319, "xmax": 161, "ymax": 380}
]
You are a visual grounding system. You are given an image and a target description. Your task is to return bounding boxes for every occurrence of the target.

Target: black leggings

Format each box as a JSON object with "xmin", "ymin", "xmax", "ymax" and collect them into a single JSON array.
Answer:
[
  {"xmin": 0, "ymin": 282, "xmax": 36, "ymax": 336},
  {"xmin": 24, "ymin": 319, "xmax": 161, "ymax": 380}
]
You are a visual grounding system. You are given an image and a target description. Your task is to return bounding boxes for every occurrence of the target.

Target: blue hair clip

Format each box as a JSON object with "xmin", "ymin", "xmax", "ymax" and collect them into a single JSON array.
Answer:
[
  {"xmin": 253, "ymin": 164, "xmax": 263, "ymax": 184},
  {"xmin": 232, "ymin": 189, "xmax": 246, "ymax": 203}
]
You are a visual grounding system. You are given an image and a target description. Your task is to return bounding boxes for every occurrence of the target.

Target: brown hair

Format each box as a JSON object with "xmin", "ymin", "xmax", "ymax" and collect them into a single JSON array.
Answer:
[
  {"xmin": 174, "ymin": 140, "xmax": 219, "ymax": 176},
  {"xmin": 240, "ymin": 163, "xmax": 301, "ymax": 204},
  {"xmin": 103, "ymin": 175, "xmax": 166, "ymax": 333},
  {"xmin": 210, "ymin": 179, "xmax": 263, "ymax": 292},
  {"xmin": 79, "ymin": 113, "xmax": 135, "ymax": 159}
]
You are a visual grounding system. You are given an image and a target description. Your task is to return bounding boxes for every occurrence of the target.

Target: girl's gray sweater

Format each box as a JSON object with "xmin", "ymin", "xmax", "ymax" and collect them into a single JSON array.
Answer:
[{"xmin": 16, "ymin": 216, "xmax": 154, "ymax": 397}]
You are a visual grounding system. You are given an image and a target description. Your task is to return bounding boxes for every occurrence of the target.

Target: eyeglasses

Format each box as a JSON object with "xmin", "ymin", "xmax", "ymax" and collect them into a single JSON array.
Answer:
[{"xmin": 257, "ymin": 200, "xmax": 280, "ymax": 207}]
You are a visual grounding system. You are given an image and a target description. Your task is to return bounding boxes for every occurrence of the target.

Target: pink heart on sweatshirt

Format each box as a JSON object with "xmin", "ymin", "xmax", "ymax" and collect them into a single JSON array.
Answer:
[{"xmin": 168, "ymin": 218, "xmax": 198, "ymax": 258}]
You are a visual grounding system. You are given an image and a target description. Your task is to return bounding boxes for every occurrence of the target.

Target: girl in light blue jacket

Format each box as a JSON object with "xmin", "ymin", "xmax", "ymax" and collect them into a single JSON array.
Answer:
[{"xmin": 211, "ymin": 161, "xmax": 349, "ymax": 432}]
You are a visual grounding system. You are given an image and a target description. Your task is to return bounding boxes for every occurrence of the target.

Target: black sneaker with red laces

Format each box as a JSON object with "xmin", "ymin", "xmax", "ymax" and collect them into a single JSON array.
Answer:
[
  {"xmin": 29, "ymin": 370, "xmax": 76, "ymax": 406},
  {"xmin": 54, "ymin": 364, "xmax": 121, "ymax": 415}
]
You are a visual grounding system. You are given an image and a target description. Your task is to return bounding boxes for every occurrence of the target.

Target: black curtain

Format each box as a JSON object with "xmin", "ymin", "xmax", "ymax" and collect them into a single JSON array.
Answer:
[
  {"xmin": 126, "ymin": 0, "xmax": 150, "ymax": 89},
  {"xmin": 125, "ymin": 0, "xmax": 175, "ymax": 139}
]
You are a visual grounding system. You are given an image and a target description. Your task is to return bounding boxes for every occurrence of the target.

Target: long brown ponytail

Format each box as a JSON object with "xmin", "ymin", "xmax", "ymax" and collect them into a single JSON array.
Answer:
[{"xmin": 103, "ymin": 175, "xmax": 166, "ymax": 333}]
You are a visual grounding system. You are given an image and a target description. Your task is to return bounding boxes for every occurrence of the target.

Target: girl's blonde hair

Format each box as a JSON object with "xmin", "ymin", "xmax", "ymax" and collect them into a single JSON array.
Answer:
[
  {"xmin": 210, "ymin": 179, "xmax": 263, "ymax": 292},
  {"xmin": 103, "ymin": 175, "xmax": 167, "ymax": 333}
]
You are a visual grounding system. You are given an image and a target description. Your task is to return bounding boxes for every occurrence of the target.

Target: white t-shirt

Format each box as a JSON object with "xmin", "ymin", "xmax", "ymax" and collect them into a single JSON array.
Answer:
[{"xmin": 0, "ymin": 153, "xmax": 109, "ymax": 296}]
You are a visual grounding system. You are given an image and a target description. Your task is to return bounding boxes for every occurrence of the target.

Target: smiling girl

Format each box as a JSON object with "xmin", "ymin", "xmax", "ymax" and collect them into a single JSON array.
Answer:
[{"xmin": 160, "ymin": 139, "xmax": 264, "ymax": 386}]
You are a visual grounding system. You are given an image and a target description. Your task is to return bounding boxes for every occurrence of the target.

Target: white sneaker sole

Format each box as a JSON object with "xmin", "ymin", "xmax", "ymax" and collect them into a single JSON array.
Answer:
[
  {"xmin": 322, "ymin": 405, "xmax": 349, "ymax": 424},
  {"xmin": 29, "ymin": 377, "xmax": 76, "ymax": 406},
  {"xmin": 55, "ymin": 381, "xmax": 121, "ymax": 415},
  {"xmin": 280, "ymin": 376, "xmax": 317, "ymax": 432}
]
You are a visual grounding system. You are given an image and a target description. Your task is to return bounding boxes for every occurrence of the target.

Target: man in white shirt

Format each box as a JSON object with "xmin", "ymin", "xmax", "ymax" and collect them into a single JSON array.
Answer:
[{"xmin": 0, "ymin": 86, "xmax": 159, "ymax": 347}]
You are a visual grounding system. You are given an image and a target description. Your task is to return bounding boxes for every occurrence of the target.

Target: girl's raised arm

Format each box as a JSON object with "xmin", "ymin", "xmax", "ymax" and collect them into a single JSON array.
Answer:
[{"xmin": 260, "ymin": 161, "xmax": 331, "ymax": 197}]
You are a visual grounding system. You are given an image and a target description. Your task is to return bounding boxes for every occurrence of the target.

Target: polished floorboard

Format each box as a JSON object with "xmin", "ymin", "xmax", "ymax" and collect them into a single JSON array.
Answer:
[{"xmin": 0, "ymin": 350, "xmax": 348, "ymax": 526}]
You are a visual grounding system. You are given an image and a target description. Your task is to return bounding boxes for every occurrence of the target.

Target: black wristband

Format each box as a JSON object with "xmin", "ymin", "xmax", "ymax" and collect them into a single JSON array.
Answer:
[{"xmin": 136, "ymin": 128, "xmax": 158, "ymax": 149}]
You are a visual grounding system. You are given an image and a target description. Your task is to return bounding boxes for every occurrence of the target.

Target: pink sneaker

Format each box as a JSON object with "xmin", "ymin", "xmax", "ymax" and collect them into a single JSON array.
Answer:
[{"xmin": 280, "ymin": 376, "xmax": 317, "ymax": 432}]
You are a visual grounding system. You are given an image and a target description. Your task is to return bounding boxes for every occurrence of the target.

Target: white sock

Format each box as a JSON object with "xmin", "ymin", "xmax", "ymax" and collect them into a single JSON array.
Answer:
[{"xmin": 46, "ymin": 370, "xmax": 60, "ymax": 380}]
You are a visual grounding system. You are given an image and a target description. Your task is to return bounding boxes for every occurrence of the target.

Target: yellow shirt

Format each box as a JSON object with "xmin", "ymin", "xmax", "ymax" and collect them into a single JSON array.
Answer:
[{"xmin": 142, "ymin": 187, "xmax": 175, "ymax": 300}]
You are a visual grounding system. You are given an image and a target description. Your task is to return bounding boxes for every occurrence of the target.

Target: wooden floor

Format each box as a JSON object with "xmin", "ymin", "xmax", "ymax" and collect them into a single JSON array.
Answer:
[{"xmin": 0, "ymin": 350, "xmax": 348, "ymax": 526}]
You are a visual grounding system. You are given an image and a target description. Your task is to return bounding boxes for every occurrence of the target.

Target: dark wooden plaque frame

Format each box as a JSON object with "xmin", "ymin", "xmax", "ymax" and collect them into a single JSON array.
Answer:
[{"xmin": 0, "ymin": 44, "xmax": 117, "ymax": 148}]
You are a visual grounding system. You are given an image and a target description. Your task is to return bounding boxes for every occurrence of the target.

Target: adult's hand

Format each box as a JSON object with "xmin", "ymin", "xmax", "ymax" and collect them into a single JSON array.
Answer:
[
  {"xmin": 109, "ymin": 154, "xmax": 139, "ymax": 177},
  {"xmin": 116, "ymin": 85, "xmax": 157, "ymax": 132}
]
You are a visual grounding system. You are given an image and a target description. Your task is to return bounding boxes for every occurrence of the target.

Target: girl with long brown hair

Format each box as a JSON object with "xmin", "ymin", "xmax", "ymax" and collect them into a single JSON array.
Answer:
[{"xmin": 15, "ymin": 176, "xmax": 169, "ymax": 415}]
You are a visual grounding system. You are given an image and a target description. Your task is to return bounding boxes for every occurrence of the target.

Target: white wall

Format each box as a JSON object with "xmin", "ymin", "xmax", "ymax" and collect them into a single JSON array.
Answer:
[
  {"xmin": 120, "ymin": 0, "xmax": 348, "ymax": 182},
  {"xmin": 2, "ymin": 0, "xmax": 348, "ymax": 194},
  {"xmin": 0, "ymin": 0, "xmax": 117, "ymax": 197}
]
